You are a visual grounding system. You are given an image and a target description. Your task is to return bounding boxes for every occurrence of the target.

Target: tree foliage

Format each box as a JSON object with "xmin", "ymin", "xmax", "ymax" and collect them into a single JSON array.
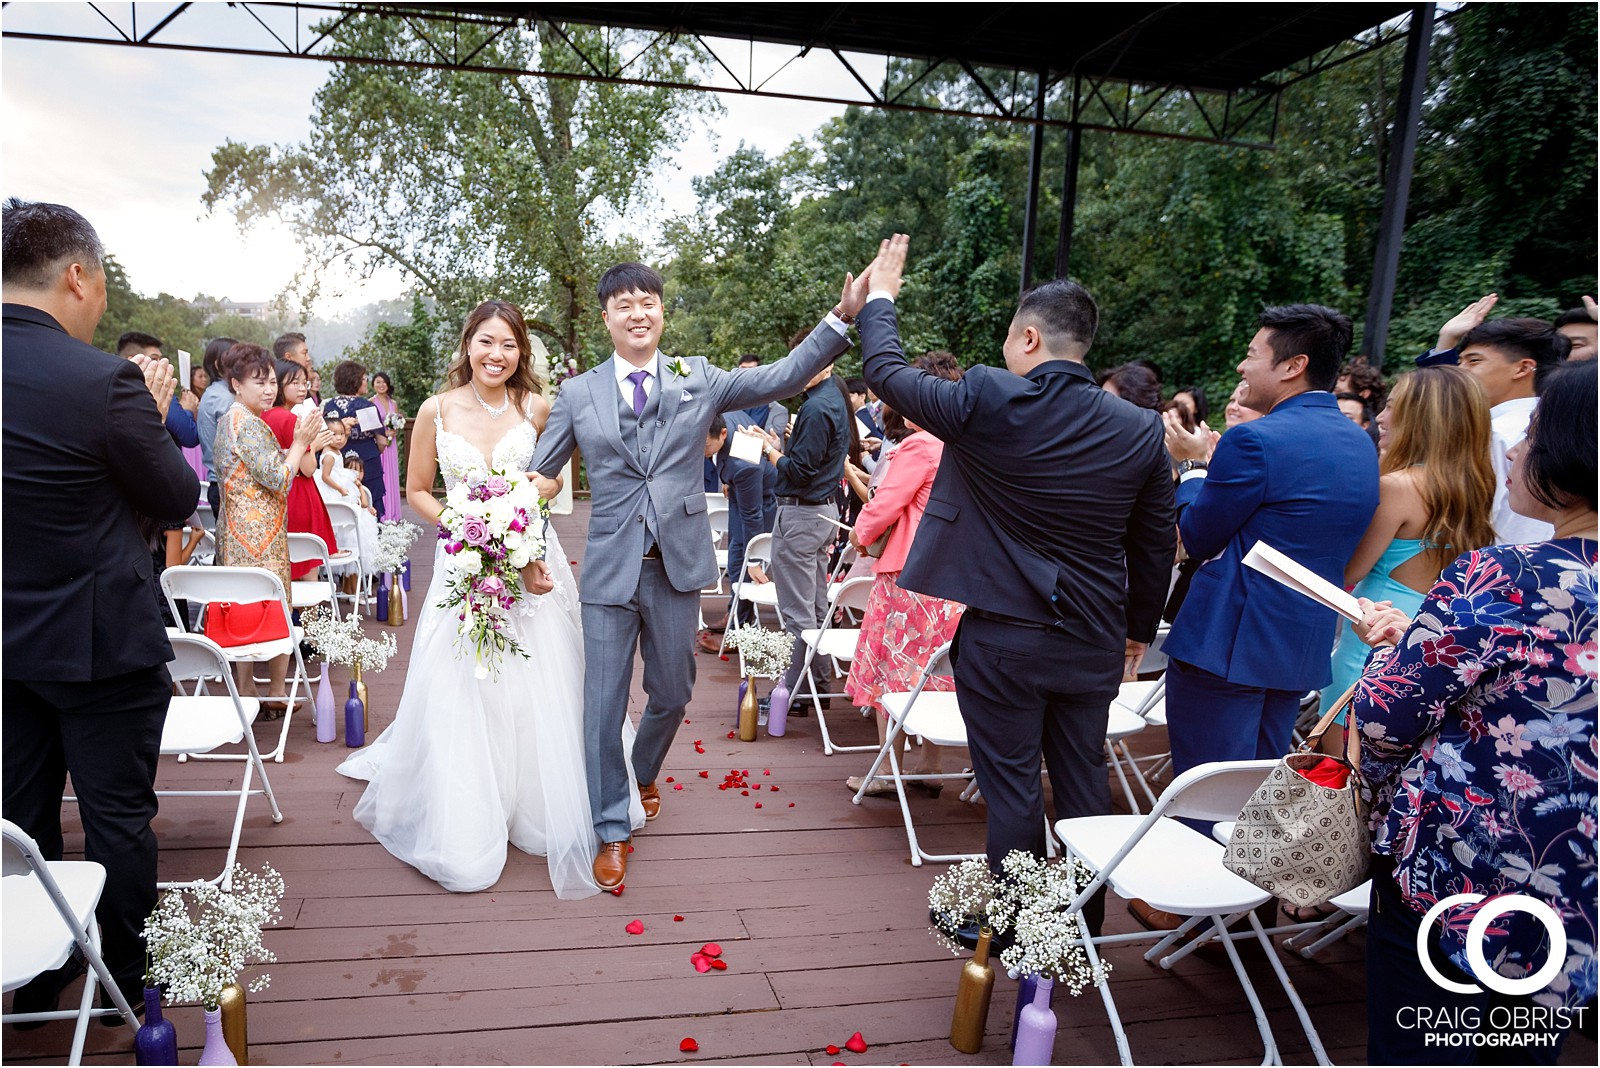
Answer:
[{"xmin": 203, "ymin": 16, "xmax": 713, "ymax": 366}]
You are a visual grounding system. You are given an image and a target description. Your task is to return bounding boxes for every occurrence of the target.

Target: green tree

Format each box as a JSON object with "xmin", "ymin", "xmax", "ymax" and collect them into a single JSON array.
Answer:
[
  {"xmin": 203, "ymin": 17, "xmax": 714, "ymax": 367},
  {"xmin": 343, "ymin": 292, "xmax": 449, "ymax": 416}
]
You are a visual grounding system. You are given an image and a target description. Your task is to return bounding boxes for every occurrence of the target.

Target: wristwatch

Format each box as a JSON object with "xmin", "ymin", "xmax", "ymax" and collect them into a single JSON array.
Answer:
[{"xmin": 1177, "ymin": 459, "xmax": 1209, "ymax": 476}]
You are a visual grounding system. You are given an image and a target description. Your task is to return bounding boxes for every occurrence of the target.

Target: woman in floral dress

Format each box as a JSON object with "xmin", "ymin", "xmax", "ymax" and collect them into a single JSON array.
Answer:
[
  {"xmin": 1351, "ymin": 360, "xmax": 1596, "ymax": 1062},
  {"xmin": 843, "ymin": 352, "xmax": 966, "ymax": 796},
  {"xmin": 214, "ymin": 343, "xmax": 328, "ymax": 707}
]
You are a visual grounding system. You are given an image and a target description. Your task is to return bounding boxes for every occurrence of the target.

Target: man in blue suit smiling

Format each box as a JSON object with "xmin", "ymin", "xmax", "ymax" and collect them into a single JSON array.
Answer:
[{"xmin": 1160, "ymin": 305, "xmax": 1378, "ymax": 805}]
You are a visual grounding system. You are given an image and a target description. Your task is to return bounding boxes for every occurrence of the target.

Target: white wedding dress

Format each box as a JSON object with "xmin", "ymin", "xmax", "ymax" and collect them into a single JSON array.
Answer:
[{"xmin": 337, "ymin": 410, "xmax": 643, "ymax": 897}]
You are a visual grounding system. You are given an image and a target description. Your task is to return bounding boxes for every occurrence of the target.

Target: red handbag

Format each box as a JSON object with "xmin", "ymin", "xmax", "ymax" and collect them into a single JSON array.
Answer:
[{"xmin": 203, "ymin": 600, "xmax": 290, "ymax": 648}]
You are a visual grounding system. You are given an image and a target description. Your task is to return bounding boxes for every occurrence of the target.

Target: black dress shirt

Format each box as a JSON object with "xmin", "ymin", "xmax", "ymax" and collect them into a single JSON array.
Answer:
[{"xmin": 773, "ymin": 378, "xmax": 849, "ymax": 504}]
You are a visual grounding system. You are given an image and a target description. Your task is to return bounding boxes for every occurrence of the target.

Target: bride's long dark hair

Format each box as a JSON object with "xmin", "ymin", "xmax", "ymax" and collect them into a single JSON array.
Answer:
[{"xmin": 445, "ymin": 300, "xmax": 545, "ymax": 412}]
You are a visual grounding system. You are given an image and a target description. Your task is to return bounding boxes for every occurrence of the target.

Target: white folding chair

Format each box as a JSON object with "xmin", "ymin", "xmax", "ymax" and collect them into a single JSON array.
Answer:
[
  {"xmin": 287, "ymin": 532, "xmax": 340, "ymax": 619},
  {"xmin": 1105, "ymin": 678, "xmax": 1166, "ymax": 813},
  {"xmin": 1055, "ymin": 761, "xmax": 1331, "ymax": 1066},
  {"xmin": 160, "ymin": 566, "xmax": 309, "ymax": 763},
  {"xmin": 158, "ymin": 633, "xmax": 284, "ymax": 888},
  {"xmin": 704, "ymin": 491, "xmax": 729, "ymax": 516},
  {"xmin": 852, "ymin": 643, "xmax": 980, "ymax": 865},
  {"xmin": 322, "ymin": 499, "xmax": 370, "ymax": 613},
  {"xmin": 2, "ymin": 820, "xmax": 138, "ymax": 1060},
  {"xmin": 795, "ymin": 576, "xmax": 876, "ymax": 755},
  {"xmin": 722, "ymin": 531, "xmax": 780, "ymax": 653}
]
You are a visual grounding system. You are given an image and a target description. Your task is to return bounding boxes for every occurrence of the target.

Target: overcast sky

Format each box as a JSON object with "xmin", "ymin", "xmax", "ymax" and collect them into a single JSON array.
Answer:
[{"xmin": 1, "ymin": 2, "xmax": 862, "ymax": 317}]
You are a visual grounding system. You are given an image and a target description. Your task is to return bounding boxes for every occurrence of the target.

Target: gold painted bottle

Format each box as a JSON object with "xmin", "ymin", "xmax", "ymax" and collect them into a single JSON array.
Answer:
[
  {"xmin": 353, "ymin": 663, "xmax": 369, "ymax": 732},
  {"xmin": 949, "ymin": 926, "xmax": 995, "ymax": 1053},
  {"xmin": 738, "ymin": 677, "xmax": 758, "ymax": 742},
  {"xmin": 386, "ymin": 574, "xmax": 402, "ymax": 628},
  {"xmin": 218, "ymin": 980, "xmax": 249, "ymax": 1064}
]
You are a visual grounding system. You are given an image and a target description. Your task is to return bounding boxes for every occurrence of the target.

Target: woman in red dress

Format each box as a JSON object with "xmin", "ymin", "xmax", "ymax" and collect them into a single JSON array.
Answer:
[{"xmin": 262, "ymin": 359, "xmax": 339, "ymax": 578}]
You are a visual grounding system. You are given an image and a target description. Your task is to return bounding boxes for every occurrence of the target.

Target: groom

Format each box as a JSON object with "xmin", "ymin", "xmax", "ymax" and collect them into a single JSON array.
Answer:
[{"xmin": 533, "ymin": 259, "xmax": 874, "ymax": 889}]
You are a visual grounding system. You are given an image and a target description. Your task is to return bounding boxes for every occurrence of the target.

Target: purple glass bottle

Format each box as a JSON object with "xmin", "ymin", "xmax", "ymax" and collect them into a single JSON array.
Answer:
[
  {"xmin": 314, "ymin": 661, "xmax": 337, "ymax": 743},
  {"xmin": 1010, "ymin": 972, "xmax": 1039, "ymax": 1051},
  {"xmin": 766, "ymin": 676, "xmax": 790, "ymax": 736},
  {"xmin": 1011, "ymin": 976, "xmax": 1057, "ymax": 1066},
  {"xmin": 374, "ymin": 573, "xmax": 389, "ymax": 622},
  {"xmin": 344, "ymin": 681, "xmax": 365, "ymax": 747},
  {"xmin": 134, "ymin": 988, "xmax": 178, "ymax": 1066},
  {"xmin": 735, "ymin": 677, "xmax": 748, "ymax": 729}
]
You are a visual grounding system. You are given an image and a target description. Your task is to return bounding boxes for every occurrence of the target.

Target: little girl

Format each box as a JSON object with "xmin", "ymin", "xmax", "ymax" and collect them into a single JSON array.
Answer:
[
  {"xmin": 318, "ymin": 421, "xmax": 379, "ymax": 585},
  {"xmin": 317, "ymin": 419, "xmax": 355, "ymax": 506}
]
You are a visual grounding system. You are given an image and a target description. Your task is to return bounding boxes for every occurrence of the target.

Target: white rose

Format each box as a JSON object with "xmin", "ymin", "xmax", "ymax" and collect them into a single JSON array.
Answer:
[
  {"xmin": 446, "ymin": 483, "xmax": 470, "ymax": 511},
  {"xmin": 509, "ymin": 546, "xmax": 531, "ymax": 569},
  {"xmin": 458, "ymin": 549, "xmax": 482, "ymax": 575}
]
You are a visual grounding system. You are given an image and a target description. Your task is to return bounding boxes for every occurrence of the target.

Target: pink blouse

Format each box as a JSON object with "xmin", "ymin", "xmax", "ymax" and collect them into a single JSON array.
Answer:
[{"xmin": 853, "ymin": 431, "xmax": 943, "ymax": 574}]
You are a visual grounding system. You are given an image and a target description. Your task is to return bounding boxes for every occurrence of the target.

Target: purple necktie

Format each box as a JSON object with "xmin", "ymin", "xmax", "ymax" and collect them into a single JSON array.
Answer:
[{"xmin": 626, "ymin": 369, "xmax": 650, "ymax": 416}]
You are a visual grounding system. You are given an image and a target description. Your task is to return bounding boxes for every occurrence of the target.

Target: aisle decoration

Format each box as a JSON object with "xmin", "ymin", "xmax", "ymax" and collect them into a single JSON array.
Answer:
[
  {"xmin": 300, "ymin": 606, "xmax": 398, "ymax": 738},
  {"xmin": 142, "ymin": 864, "xmax": 285, "ymax": 1066},
  {"xmin": 928, "ymin": 851, "xmax": 1108, "ymax": 1058},
  {"xmin": 435, "ymin": 470, "xmax": 549, "ymax": 678},
  {"xmin": 370, "ymin": 521, "xmax": 423, "ymax": 627},
  {"xmin": 724, "ymin": 625, "xmax": 792, "ymax": 742}
]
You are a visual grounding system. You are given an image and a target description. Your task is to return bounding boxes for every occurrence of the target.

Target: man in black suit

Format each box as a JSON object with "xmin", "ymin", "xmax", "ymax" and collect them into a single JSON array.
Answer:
[
  {"xmin": 2, "ymin": 199, "xmax": 200, "ymax": 1013},
  {"xmin": 859, "ymin": 235, "xmax": 1175, "ymax": 879}
]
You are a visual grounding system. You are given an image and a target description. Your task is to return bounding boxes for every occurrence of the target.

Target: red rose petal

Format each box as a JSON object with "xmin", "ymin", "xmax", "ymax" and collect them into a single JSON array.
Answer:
[
  {"xmin": 673, "ymin": 783, "xmax": 683, "ymax": 790},
  {"xmin": 700, "ymin": 943, "xmax": 722, "ymax": 957},
  {"xmin": 679, "ymin": 1037, "xmax": 699, "ymax": 1053},
  {"xmin": 610, "ymin": 883, "xmax": 625, "ymax": 896},
  {"xmin": 664, "ymin": 776, "xmax": 675, "ymax": 783},
  {"xmin": 740, "ymin": 789, "xmax": 749, "ymax": 795},
  {"xmin": 726, "ymin": 731, "xmax": 736, "ymax": 739},
  {"xmin": 673, "ymin": 915, "xmax": 685, "ymax": 922},
  {"xmin": 684, "ymin": 719, "xmax": 691, "ymax": 724},
  {"xmin": 625, "ymin": 919, "xmax": 644, "ymax": 935},
  {"xmin": 763, "ymin": 768, "xmax": 771, "ymax": 775},
  {"xmin": 628, "ymin": 844, "xmax": 634, "ymax": 853},
  {"xmin": 788, "ymin": 802, "xmax": 795, "ymax": 807},
  {"xmin": 709, "ymin": 958, "xmax": 728, "ymax": 970},
  {"xmin": 690, "ymin": 953, "xmax": 711, "ymax": 973},
  {"xmin": 698, "ymin": 770, "xmax": 709, "ymax": 778},
  {"xmin": 826, "ymin": 1045, "xmax": 841, "ymax": 1056},
  {"xmin": 846, "ymin": 1032, "xmax": 868, "ymax": 1054},
  {"xmin": 769, "ymin": 786, "xmax": 780, "ymax": 792},
  {"xmin": 754, "ymin": 802, "xmax": 762, "ymax": 809},
  {"xmin": 719, "ymin": 654, "xmax": 729, "ymax": 661}
]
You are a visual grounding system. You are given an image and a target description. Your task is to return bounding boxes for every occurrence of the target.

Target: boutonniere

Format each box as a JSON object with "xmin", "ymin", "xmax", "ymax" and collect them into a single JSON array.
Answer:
[{"xmin": 666, "ymin": 356, "xmax": 692, "ymax": 379}]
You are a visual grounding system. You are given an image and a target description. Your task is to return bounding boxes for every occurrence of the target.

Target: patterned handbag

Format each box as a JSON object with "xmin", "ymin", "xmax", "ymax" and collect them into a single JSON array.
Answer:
[{"xmin": 1223, "ymin": 684, "xmax": 1370, "ymax": 907}]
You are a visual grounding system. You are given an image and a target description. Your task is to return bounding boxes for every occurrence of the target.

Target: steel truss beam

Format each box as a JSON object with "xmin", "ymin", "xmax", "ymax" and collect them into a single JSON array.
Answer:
[{"xmin": 2, "ymin": 2, "xmax": 1428, "ymax": 150}]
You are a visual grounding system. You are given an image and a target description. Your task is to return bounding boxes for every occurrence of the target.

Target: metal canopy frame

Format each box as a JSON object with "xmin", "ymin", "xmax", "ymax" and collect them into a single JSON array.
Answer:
[{"xmin": 2, "ymin": 1, "xmax": 1435, "ymax": 358}]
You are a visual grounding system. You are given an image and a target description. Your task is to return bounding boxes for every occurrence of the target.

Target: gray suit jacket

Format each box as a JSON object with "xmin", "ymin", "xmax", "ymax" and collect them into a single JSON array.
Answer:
[{"xmin": 533, "ymin": 320, "xmax": 849, "ymax": 605}]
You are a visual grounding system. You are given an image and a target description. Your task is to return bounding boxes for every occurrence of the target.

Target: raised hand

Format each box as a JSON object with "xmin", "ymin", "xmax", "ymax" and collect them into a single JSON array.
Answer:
[
  {"xmin": 1583, "ymin": 295, "xmax": 1597, "ymax": 322},
  {"xmin": 130, "ymin": 355, "xmax": 176, "ymax": 421},
  {"xmin": 1436, "ymin": 293, "xmax": 1498, "ymax": 351},
  {"xmin": 1162, "ymin": 408, "xmax": 1215, "ymax": 462},
  {"xmin": 292, "ymin": 408, "xmax": 325, "ymax": 446},
  {"xmin": 837, "ymin": 270, "xmax": 871, "ymax": 319},
  {"xmin": 872, "ymin": 233, "xmax": 910, "ymax": 300}
]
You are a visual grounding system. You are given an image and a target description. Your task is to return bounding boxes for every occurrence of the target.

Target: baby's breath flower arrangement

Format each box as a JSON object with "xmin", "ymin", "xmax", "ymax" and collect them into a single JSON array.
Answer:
[
  {"xmin": 724, "ymin": 624, "xmax": 793, "ymax": 679},
  {"xmin": 369, "ymin": 520, "xmax": 423, "ymax": 575},
  {"xmin": 927, "ymin": 850, "xmax": 1108, "ymax": 993},
  {"xmin": 300, "ymin": 606, "xmax": 398, "ymax": 673},
  {"xmin": 143, "ymin": 864, "xmax": 284, "ymax": 1009}
]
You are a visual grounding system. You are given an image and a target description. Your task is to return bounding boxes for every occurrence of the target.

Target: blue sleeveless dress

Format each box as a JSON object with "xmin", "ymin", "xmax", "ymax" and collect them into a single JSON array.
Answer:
[{"xmin": 1326, "ymin": 537, "xmax": 1429, "ymax": 701}]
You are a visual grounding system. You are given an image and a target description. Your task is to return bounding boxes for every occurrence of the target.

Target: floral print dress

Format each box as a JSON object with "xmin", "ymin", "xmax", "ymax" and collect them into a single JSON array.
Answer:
[
  {"xmin": 214, "ymin": 404, "xmax": 293, "ymax": 591},
  {"xmin": 1352, "ymin": 538, "xmax": 1597, "ymax": 1009}
]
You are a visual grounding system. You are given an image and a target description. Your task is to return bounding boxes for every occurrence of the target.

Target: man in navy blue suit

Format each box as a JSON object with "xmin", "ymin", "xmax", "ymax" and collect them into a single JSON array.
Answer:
[
  {"xmin": 1160, "ymin": 304, "xmax": 1378, "ymax": 794},
  {"xmin": 859, "ymin": 235, "xmax": 1176, "ymax": 883}
]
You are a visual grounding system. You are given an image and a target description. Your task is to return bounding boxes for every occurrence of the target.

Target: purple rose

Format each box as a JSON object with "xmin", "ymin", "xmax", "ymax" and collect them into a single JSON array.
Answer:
[
  {"xmin": 484, "ymin": 474, "xmax": 511, "ymax": 497},
  {"xmin": 460, "ymin": 517, "xmax": 490, "ymax": 547},
  {"xmin": 479, "ymin": 575, "xmax": 506, "ymax": 598}
]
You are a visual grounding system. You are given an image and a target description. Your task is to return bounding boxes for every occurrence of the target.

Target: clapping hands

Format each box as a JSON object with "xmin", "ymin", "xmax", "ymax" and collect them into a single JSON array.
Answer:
[
  {"xmin": 1162, "ymin": 408, "xmax": 1218, "ymax": 462},
  {"xmin": 130, "ymin": 354, "xmax": 176, "ymax": 421}
]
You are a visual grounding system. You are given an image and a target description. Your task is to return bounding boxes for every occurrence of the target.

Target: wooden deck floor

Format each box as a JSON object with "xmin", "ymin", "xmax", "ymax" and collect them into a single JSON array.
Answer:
[{"xmin": 6, "ymin": 501, "xmax": 1594, "ymax": 1066}]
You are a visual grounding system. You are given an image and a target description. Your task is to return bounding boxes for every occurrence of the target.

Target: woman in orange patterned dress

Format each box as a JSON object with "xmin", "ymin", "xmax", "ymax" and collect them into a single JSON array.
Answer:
[{"xmin": 214, "ymin": 343, "xmax": 327, "ymax": 708}]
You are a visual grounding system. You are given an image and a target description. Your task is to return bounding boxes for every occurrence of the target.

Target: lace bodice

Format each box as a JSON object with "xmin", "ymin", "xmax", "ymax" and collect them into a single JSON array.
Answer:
[{"xmin": 434, "ymin": 412, "xmax": 537, "ymax": 488}]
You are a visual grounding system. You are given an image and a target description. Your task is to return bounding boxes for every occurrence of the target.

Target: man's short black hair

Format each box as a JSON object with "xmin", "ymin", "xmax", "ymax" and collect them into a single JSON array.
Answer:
[
  {"xmin": 1553, "ymin": 308, "xmax": 1594, "ymax": 330},
  {"xmin": 272, "ymin": 331, "xmax": 307, "ymax": 360},
  {"xmin": 1523, "ymin": 360, "xmax": 1597, "ymax": 512},
  {"xmin": 117, "ymin": 331, "xmax": 163, "ymax": 353},
  {"xmin": 1258, "ymin": 304, "xmax": 1352, "ymax": 393},
  {"xmin": 597, "ymin": 262, "xmax": 664, "ymax": 307},
  {"xmin": 1013, "ymin": 278, "xmax": 1098, "ymax": 356},
  {"xmin": 1460, "ymin": 318, "xmax": 1567, "ymax": 391},
  {"xmin": 1, "ymin": 198, "xmax": 104, "ymax": 288},
  {"xmin": 844, "ymin": 377, "xmax": 868, "ymax": 396},
  {"xmin": 737, "ymin": 353, "xmax": 763, "ymax": 366},
  {"xmin": 1339, "ymin": 358, "xmax": 1388, "ymax": 408}
]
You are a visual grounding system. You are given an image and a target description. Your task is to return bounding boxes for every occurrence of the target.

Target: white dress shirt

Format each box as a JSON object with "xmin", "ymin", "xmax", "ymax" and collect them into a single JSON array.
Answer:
[
  {"xmin": 1488, "ymin": 396, "xmax": 1555, "ymax": 544},
  {"xmin": 612, "ymin": 351, "xmax": 660, "ymax": 407}
]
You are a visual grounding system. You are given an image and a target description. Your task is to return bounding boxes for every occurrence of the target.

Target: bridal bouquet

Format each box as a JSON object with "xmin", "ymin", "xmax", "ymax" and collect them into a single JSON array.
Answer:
[
  {"xmin": 143, "ymin": 863, "xmax": 285, "ymax": 1008},
  {"xmin": 436, "ymin": 469, "xmax": 549, "ymax": 678}
]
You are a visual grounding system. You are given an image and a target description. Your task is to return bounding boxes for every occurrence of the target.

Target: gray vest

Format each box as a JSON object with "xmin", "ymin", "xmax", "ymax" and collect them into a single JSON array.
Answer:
[{"xmin": 616, "ymin": 375, "xmax": 662, "ymax": 544}]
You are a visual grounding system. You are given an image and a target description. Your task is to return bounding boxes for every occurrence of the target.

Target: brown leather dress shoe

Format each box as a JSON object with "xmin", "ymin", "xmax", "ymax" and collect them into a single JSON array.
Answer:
[
  {"xmin": 1128, "ymin": 897, "xmax": 1185, "ymax": 931},
  {"xmin": 594, "ymin": 841, "xmax": 628, "ymax": 888},
  {"xmin": 639, "ymin": 782, "xmax": 661, "ymax": 821}
]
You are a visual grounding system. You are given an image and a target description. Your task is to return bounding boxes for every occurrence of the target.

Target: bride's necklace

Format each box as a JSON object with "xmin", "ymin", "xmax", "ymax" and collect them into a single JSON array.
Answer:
[{"xmin": 469, "ymin": 379, "xmax": 509, "ymax": 419}]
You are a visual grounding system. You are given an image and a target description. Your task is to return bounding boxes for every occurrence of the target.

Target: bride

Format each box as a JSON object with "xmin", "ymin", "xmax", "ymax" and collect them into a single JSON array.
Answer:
[{"xmin": 337, "ymin": 299, "xmax": 642, "ymax": 896}]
